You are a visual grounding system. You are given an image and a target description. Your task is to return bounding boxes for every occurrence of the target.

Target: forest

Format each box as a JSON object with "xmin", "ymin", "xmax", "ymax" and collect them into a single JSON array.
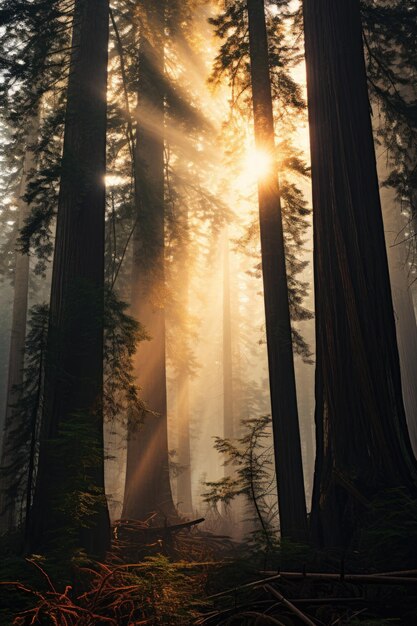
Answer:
[{"xmin": 0, "ymin": 0, "xmax": 417, "ymax": 623}]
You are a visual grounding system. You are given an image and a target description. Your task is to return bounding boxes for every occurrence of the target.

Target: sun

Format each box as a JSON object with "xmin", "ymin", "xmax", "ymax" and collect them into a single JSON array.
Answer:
[
  {"xmin": 241, "ymin": 146, "xmax": 273, "ymax": 182},
  {"xmin": 105, "ymin": 174, "xmax": 127, "ymax": 188}
]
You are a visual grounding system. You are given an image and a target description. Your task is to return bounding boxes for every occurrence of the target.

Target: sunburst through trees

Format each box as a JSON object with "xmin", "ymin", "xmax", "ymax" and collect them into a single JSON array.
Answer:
[{"xmin": 0, "ymin": 0, "xmax": 417, "ymax": 624}]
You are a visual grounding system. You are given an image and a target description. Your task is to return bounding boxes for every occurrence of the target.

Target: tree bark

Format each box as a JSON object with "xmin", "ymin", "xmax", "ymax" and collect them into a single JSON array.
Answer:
[
  {"xmin": 176, "ymin": 369, "xmax": 193, "ymax": 515},
  {"xmin": 122, "ymin": 1, "xmax": 176, "ymax": 521},
  {"xmin": 28, "ymin": 0, "xmax": 110, "ymax": 556},
  {"xmin": 175, "ymin": 215, "xmax": 193, "ymax": 516},
  {"xmin": 303, "ymin": 0, "xmax": 417, "ymax": 548},
  {"xmin": 246, "ymin": 0, "xmax": 307, "ymax": 542},
  {"xmin": 378, "ymin": 170, "xmax": 417, "ymax": 457},
  {"xmin": 223, "ymin": 231, "xmax": 234, "ymax": 443},
  {"xmin": 0, "ymin": 113, "xmax": 39, "ymax": 533},
  {"xmin": 295, "ymin": 359, "xmax": 315, "ymax": 506},
  {"xmin": 221, "ymin": 230, "xmax": 236, "ymax": 526}
]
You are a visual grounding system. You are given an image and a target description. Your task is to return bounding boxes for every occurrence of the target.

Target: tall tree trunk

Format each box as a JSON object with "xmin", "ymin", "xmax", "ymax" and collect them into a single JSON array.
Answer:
[
  {"xmin": 295, "ymin": 359, "xmax": 315, "ymax": 506},
  {"xmin": 246, "ymin": 0, "xmax": 307, "ymax": 542},
  {"xmin": 28, "ymin": 0, "xmax": 110, "ymax": 556},
  {"xmin": 223, "ymin": 231, "xmax": 234, "ymax": 443},
  {"xmin": 0, "ymin": 114, "xmax": 39, "ymax": 533},
  {"xmin": 303, "ymin": 0, "xmax": 417, "ymax": 548},
  {"xmin": 393, "ymin": 282, "xmax": 417, "ymax": 454},
  {"xmin": 122, "ymin": 1, "xmax": 176, "ymax": 521},
  {"xmin": 378, "ymin": 171, "xmax": 417, "ymax": 457},
  {"xmin": 175, "ymin": 214, "xmax": 193, "ymax": 516},
  {"xmin": 176, "ymin": 370, "xmax": 193, "ymax": 515},
  {"xmin": 222, "ymin": 230, "xmax": 235, "ymax": 526}
]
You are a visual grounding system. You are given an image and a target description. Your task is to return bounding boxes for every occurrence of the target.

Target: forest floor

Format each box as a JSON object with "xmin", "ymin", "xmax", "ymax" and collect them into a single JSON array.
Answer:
[{"xmin": 1, "ymin": 517, "xmax": 417, "ymax": 625}]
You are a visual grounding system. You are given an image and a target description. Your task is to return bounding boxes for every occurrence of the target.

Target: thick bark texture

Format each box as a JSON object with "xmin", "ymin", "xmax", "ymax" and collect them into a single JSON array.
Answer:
[
  {"xmin": 28, "ymin": 0, "xmax": 110, "ymax": 556},
  {"xmin": 0, "ymin": 115, "xmax": 38, "ymax": 533},
  {"xmin": 378, "ymin": 168, "xmax": 417, "ymax": 456},
  {"xmin": 123, "ymin": 1, "xmax": 176, "ymax": 521},
  {"xmin": 303, "ymin": 0, "xmax": 417, "ymax": 548},
  {"xmin": 392, "ymin": 282, "xmax": 417, "ymax": 455},
  {"xmin": 246, "ymin": 0, "xmax": 307, "ymax": 541}
]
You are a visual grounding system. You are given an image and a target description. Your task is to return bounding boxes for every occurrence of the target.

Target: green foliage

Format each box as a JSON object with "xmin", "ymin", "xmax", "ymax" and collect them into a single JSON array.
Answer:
[
  {"xmin": 0, "ymin": 0, "xmax": 71, "ymax": 113},
  {"xmin": 0, "ymin": 101, "xmax": 62, "ymax": 279},
  {"xmin": 0, "ymin": 289, "xmax": 145, "ymax": 546},
  {"xmin": 0, "ymin": 0, "xmax": 71, "ymax": 275},
  {"xmin": 0, "ymin": 304, "xmax": 48, "ymax": 527},
  {"xmin": 362, "ymin": 0, "xmax": 417, "ymax": 270},
  {"xmin": 44, "ymin": 416, "xmax": 109, "ymax": 556},
  {"xmin": 209, "ymin": 0, "xmax": 304, "ymax": 119},
  {"xmin": 209, "ymin": 0, "xmax": 313, "ymax": 362},
  {"xmin": 204, "ymin": 415, "xmax": 279, "ymax": 555},
  {"xmin": 103, "ymin": 288, "xmax": 147, "ymax": 430},
  {"xmin": 0, "ymin": 555, "xmax": 207, "ymax": 625},
  {"xmin": 355, "ymin": 488, "xmax": 417, "ymax": 570},
  {"xmin": 18, "ymin": 103, "xmax": 66, "ymax": 273},
  {"xmin": 235, "ymin": 167, "xmax": 313, "ymax": 361},
  {"xmin": 30, "ymin": 288, "xmax": 146, "ymax": 556}
]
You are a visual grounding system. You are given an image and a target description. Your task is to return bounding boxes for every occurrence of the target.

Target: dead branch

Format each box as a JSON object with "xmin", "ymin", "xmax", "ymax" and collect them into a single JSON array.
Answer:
[{"xmin": 263, "ymin": 584, "xmax": 317, "ymax": 626}]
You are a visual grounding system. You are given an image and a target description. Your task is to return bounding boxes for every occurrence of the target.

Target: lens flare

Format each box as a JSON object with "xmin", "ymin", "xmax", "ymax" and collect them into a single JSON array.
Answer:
[
  {"xmin": 241, "ymin": 147, "xmax": 273, "ymax": 182},
  {"xmin": 105, "ymin": 174, "xmax": 127, "ymax": 187}
]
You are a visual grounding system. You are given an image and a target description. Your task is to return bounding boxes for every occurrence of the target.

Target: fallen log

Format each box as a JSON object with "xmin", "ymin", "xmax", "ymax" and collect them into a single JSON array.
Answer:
[
  {"xmin": 113, "ymin": 517, "xmax": 205, "ymax": 541},
  {"xmin": 207, "ymin": 569, "xmax": 417, "ymax": 600},
  {"xmin": 259, "ymin": 571, "xmax": 417, "ymax": 585}
]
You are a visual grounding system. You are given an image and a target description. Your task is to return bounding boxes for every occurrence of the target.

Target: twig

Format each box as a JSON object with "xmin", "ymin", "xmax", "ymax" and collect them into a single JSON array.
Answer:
[
  {"xmin": 331, "ymin": 607, "xmax": 367, "ymax": 625},
  {"xmin": 235, "ymin": 611, "xmax": 287, "ymax": 625},
  {"xmin": 26, "ymin": 558, "xmax": 57, "ymax": 593},
  {"xmin": 207, "ymin": 573, "xmax": 284, "ymax": 599},
  {"xmin": 263, "ymin": 584, "xmax": 317, "ymax": 626}
]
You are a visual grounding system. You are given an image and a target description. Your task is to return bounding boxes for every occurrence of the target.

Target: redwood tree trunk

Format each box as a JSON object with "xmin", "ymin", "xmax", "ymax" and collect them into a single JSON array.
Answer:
[
  {"xmin": 223, "ymin": 231, "xmax": 234, "ymax": 443},
  {"xmin": 176, "ymin": 370, "xmax": 193, "ymax": 515},
  {"xmin": 379, "ymin": 174, "xmax": 417, "ymax": 457},
  {"xmin": 246, "ymin": 0, "xmax": 307, "ymax": 542},
  {"xmin": 122, "ymin": 1, "xmax": 176, "ymax": 521},
  {"xmin": 176, "ymin": 217, "xmax": 193, "ymax": 516},
  {"xmin": 303, "ymin": 0, "xmax": 417, "ymax": 548},
  {"xmin": 0, "ymin": 114, "xmax": 38, "ymax": 533},
  {"xmin": 222, "ymin": 231, "xmax": 235, "ymax": 525},
  {"xmin": 28, "ymin": 0, "xmax": 110, "ymax": 556}
]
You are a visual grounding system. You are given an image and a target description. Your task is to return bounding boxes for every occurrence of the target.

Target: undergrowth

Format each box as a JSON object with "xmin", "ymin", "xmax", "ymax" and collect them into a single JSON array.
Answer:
[{"xmin": 0, "ymin": 553, "xmax": 208, "ymax": 625}]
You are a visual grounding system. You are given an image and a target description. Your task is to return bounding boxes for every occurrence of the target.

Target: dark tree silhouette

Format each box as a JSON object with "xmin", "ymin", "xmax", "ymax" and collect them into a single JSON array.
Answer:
[
  {"xmin": 246, "ymin": 0, "xmax": 307, "ymax": 542},
  {"xmin": 122, "ymin": 0, "xmax": 176, "ymax": 521},
  {"xmin": 28, "ymin": 0, "xmax": 111, "ymax": 556},
  {"xmin": 303, "ymin": 0, "xmax": 417, "ymax": 548},
  {"xmin": 0, "ymin": 114, "xmax": 38, "ymax": 533}
]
